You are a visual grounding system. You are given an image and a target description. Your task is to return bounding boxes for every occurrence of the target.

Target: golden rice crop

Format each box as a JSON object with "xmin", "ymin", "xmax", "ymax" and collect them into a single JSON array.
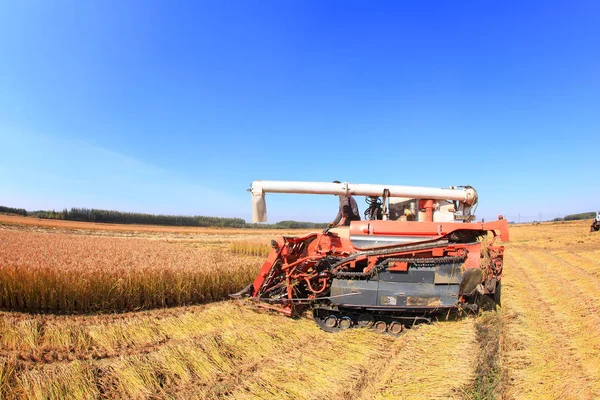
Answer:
[
  {"xmin": 229, "ymin": 241, "xmax": 272, "ymax": 257},
  {"xmin": 0, "ymin": 229, "xmax": 262, "ymax": 313}
]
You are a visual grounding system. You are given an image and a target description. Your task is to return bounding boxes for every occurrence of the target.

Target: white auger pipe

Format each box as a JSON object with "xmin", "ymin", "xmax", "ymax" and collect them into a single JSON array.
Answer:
[{"xmin": 250, "ymin": 180, "xmax": 477, "ymax": 223}]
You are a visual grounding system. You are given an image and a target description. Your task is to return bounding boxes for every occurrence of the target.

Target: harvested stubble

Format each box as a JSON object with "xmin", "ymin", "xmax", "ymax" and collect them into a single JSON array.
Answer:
[
  {"xmin": 229, "ymin": 241, "xmax": 272, "ymax": 257},
  {"xmin": 0, "ymin": 302, "xmax": 481, "ymax": 400},
  {"xmin": 499, "ymin": 220, "xmax": 600, "ymax": 399},
  {"xmin": 0, "ymin": 229, "xmax": 261, "ymax": 313},
  {"xmin": 358, "ymin": 319, "xmax": 478, "ymax": 400}
]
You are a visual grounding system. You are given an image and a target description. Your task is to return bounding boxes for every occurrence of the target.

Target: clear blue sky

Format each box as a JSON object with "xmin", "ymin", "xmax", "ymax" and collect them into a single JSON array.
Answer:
[{"xmin": 1, "ymin": 1, "xmax": 598, "ymax": 223}]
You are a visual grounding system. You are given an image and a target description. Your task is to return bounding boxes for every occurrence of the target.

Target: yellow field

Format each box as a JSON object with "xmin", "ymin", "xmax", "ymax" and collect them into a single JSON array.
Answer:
[{"xmin": 1, "ymin": 216, "xmax": 599, "ymax": 399}]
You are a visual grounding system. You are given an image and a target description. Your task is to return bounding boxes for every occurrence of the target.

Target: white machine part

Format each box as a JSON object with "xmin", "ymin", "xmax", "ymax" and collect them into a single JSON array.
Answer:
[
  {"xmin": 250, "ymin": 180, "xmax": 477, "ymax": 223},
  {"xmin": 388, "ymin": 199, "xmax": 456, "ymax": 222}
]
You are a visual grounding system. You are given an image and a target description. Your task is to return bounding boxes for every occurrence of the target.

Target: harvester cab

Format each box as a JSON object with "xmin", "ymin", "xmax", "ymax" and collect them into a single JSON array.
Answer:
[{"xmin": 232, "ymin": 180, "xmax": 509, "ymax": 335}]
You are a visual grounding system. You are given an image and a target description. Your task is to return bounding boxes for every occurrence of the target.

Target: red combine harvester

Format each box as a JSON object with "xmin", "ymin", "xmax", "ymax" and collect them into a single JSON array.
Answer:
[{"xmin": 232, "ymin": 181, "xmax": 509, "ymax": 335}]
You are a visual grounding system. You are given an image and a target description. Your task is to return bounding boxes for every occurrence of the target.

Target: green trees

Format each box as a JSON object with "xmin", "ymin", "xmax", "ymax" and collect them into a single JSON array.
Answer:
[
  {"xmin": 0, "ymin": 206, "xmax": 27, "ymax": 216},
  {"xmin": 2, "ymin": 205, "xmax": 325, "ymax": 229},
  {"xmin": 245, "ymin": 220, "xmax": 328, "ymax": 229},
  {"xmin": 562, "ymin": 212, "xmax": 597, "ymax": 221},
  {"xmin": 32, "ymin": 207, "xmax": 247, "ymax": 227}
]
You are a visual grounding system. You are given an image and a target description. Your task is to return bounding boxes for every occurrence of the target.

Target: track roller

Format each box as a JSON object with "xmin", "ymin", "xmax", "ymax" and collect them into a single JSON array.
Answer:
[
  {"xmin": 313, "ymin": 306, "xmax": 431, "ymax": 336},
  {"xmin": 339, "ymin": 316, "xmax": 353, "ymax": 330},
  {"xmin": 357, "ymin": 314, "xmax": 374, "ymax": 328},
  {"xmin": 388, "ymin": 321, "xmax": 403, "ymax": 335},
  {"xmin": 324, "ymin": 315, "xmax": 338, "ymax": 329},
  {"xmin": 373, "ymin": 321, "xmax": 387, "ymax": 334}
]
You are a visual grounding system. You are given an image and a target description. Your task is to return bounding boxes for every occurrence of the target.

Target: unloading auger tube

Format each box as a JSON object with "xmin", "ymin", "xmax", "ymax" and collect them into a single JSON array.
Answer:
[{"xmin": 232, "ymin": 180, "xmax": 509, "ymax": 336}]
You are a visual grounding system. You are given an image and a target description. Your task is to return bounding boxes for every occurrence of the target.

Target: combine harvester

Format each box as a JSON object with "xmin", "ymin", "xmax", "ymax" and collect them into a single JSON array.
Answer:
[{"xmin": 232, "ymin": 181, "xmax": 509, "ymax": 335}]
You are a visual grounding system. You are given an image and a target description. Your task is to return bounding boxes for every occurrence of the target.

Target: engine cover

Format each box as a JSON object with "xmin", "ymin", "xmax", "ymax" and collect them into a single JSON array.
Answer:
[{"xmin": 330, "ymin": 262, "xmax": 463, "ymax": 309}]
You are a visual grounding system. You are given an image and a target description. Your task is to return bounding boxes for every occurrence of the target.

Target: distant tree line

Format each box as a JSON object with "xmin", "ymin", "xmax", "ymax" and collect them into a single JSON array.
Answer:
[
  {"xmin": 553, "ymin": 211, "xmax": 596, "ymax": 222},
  {"xmin": 1, "ymin": 205, "xmax": 327, "ymax": 229},
  {"xmin": 28, "ymin": 207, "xmax": 247, "ymax": 227},
  {"xmin": 0, "ymin": 205, "xmax": 27, "ymax": 216},
  {"xmin": 245, "ymin": 220, "xmax": 328, "ymax": 229}
]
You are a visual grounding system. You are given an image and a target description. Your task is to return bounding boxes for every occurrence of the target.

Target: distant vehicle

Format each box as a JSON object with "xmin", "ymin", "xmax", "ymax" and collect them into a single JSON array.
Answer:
[{"xmin": 591, "ymin": 212, "xmax": 600, "ymax": 232}]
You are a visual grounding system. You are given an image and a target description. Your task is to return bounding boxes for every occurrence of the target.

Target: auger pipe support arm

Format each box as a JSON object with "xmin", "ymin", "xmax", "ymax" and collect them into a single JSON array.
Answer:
[{"xmin": 251, "ymin": 180, "xmax": 477, "ymax": 223}]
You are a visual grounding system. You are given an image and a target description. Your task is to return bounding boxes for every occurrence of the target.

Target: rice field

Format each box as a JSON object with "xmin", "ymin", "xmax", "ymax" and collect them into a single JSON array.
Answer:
[
  {"xmin": 228, "ymin": 241, "xmax": 272, "ymax": 258},
  {"xmin": 0, "ymin": 228, "xmax": 262, "ymax": 313},
  {"xmin": 1, "ymin": 215, "xmax": 599, "ymax": 399}
]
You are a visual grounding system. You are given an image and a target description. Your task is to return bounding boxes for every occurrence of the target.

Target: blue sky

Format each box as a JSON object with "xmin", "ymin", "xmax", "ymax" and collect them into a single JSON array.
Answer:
[{"xmin": 1, "ymin": 1, "xmax": 598, "ymax": 222}]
